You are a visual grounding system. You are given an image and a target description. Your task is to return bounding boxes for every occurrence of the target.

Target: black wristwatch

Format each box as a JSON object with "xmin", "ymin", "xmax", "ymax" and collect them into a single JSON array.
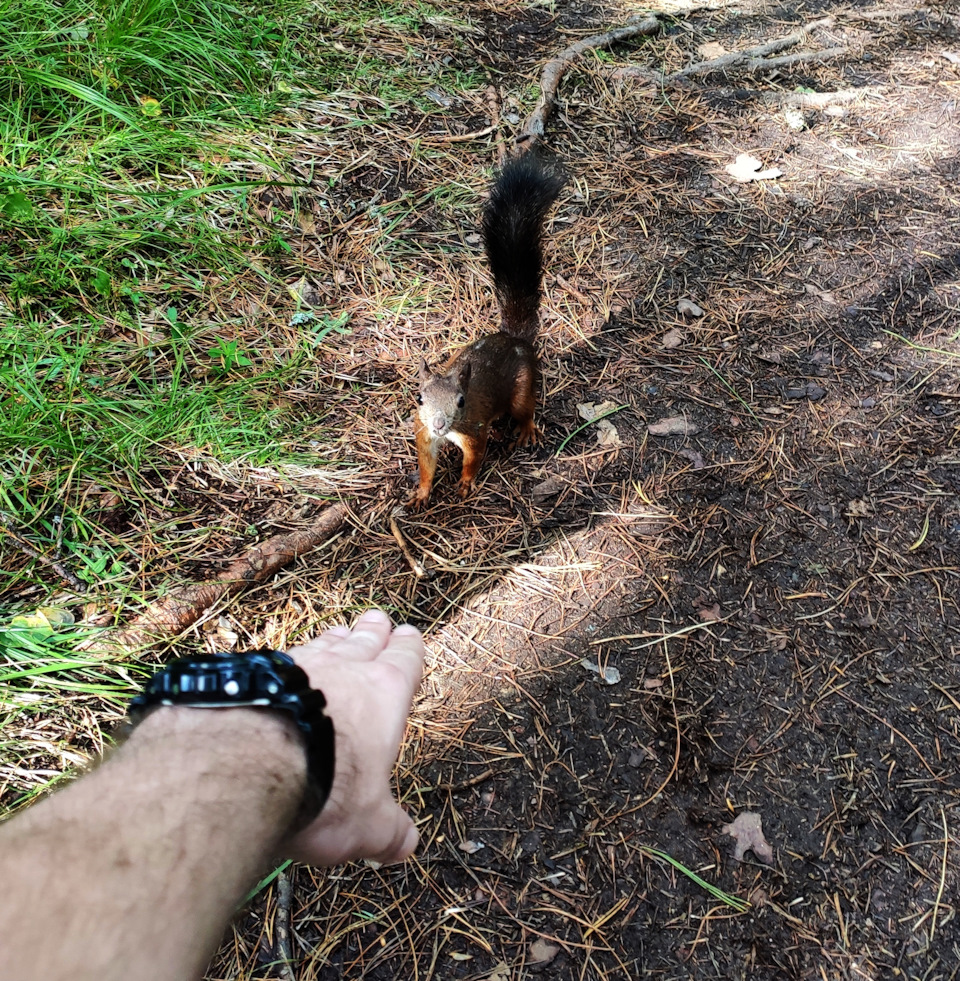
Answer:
[{"xmin": 128, "ymin": 650, "xmax": 335, "ymax": 828}]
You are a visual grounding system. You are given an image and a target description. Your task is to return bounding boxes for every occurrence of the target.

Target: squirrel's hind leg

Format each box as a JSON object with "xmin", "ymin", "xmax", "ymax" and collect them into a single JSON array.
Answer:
[{"xmin": 510, "ymin": 363, "xmax": 539, "ymax": 447}]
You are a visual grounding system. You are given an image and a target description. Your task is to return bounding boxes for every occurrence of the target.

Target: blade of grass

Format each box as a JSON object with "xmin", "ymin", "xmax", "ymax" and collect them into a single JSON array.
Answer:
[{"xmin": 641, "ymin": 845, "xmax": 750, "ymax": 912}]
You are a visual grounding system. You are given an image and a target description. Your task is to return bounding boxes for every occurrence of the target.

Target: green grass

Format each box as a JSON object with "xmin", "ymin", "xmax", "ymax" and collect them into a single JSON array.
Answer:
[
  {"xmin": 640, "ymin": 846, "xmax": 750, "ymax": 912},
  {"xmin": 0, "ymin": 0, "xmax": 308, "ymax": 317},
  {"xmin": 0, "ymin": 0, "xmax": 421, "ymax": 604}
]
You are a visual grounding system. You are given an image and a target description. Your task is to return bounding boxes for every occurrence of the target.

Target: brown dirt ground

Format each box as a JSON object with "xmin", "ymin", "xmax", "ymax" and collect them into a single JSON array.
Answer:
[
  {"xmin": 222, "ymin": 1, "xmax": 960, "ymax": 978},
  {"xmin": 8, "ymin": 0, "xmax": 960, "ymax": 978}
]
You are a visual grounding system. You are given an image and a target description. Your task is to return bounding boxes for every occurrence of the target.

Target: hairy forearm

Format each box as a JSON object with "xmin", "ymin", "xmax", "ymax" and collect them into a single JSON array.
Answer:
[{"xmin": 0, "ymin": 706, "xmax": 306, "ymax": 981}]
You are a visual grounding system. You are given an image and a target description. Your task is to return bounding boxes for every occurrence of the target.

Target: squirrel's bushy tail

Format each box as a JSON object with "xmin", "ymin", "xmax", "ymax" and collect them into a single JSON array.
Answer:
[{"xmin": 482, "ymin": 155, "xmax": 564, "ymax": 340}]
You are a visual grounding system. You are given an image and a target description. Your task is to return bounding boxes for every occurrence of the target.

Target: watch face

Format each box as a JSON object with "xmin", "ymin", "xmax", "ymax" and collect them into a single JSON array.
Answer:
[{"xmin": 133, "ymin": 650, "xmax": 306, "ymax": 708}]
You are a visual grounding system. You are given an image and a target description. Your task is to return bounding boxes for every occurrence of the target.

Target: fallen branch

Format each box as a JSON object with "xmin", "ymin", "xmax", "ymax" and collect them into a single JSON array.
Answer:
[
  {"xmin": 100, "ymin": 502, "xmax": 349, "ymax": 652},
  {"xmin": 516, "ymin": 15, "xmax": 661, "ymax": 151},
  {"xmin": 665, "ymin": 17, "xmax": 836, "ymax": 81},
  {"xmin": 744, "ymin": 46, "xmax": 851, "ymax": 73}
]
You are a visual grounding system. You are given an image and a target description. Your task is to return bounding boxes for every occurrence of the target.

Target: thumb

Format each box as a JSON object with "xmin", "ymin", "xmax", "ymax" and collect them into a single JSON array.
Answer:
[{"xmin": 369, "ymin": 802, "xmax": 419, "ymax": 865}]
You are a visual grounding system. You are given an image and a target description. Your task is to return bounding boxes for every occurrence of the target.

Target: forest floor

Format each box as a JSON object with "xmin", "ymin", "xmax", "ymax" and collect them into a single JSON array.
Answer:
[
  {"xmin": 5, "ymin": 0, "xmax": 960, "ymax": 978},
  {"xmin": 232, "ymin": 2, "xmax": 960, "ymax": 978}
]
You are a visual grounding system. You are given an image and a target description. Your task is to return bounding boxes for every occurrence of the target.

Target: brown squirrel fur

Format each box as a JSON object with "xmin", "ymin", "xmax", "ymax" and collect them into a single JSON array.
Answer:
[{"xmin": 409, "ymin": 156, "xmax": 564, "ymax": 507}]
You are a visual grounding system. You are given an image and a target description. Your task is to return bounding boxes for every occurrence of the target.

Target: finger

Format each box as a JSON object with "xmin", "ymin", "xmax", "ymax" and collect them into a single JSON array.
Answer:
[
  {"xmin": 326, "ymin": 608, "xmax": 394, "ymax": 662},
  {"xmin": 287, "ymin": 625, "xmax": 352, "ymax": 660},
  {"xmin": 368, "ymin": 803, "xmax": 419, "ymax": 865},
  {"xmin": 373, "ymin": 625, "xmax": 425, "ymax": 696}
]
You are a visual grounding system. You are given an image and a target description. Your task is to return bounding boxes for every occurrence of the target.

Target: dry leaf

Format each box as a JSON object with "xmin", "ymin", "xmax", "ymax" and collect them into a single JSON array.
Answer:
[
  {"xmin": 595, "ymin": 419, "xmax": 621, "ymax": 448},
  {"xmin": 677, "ymin": 448, "xmax": 705, "ymax": 469},
  {"xmin": 577, "ymin": 399, "xmax": 618, "ymax": 422},
  {"xmin": 698, "ymin": 41, "xmax": 727, "ymax": 58},
  {"xmin": 662, "ymin": 328, "xmax": 684, "ymax": 349},
  {"xmin": 697, "ymin": 603, "xmax": 721, "ymax": 622},
  {"xmin": 749, "ymin": 886, "xmax": 770, "ymax": 906},
  {"xmin": 846, "ymin": 498, "xmax": 873, "ymax": 518},
  {"xmin": 484, "ymin": 961, "xmax": 511, "ymax": 981},
  {"xmin": 531, "ymin": 475, "xmax": 565, "ymax": 502},
  {"xmin": 722, "ymin": 811, "xmax": 774, "ymax": 864},
  {"xmin": 528, "ymin": 939, "xmax": 559, "ymax": 965},
  {"xmin": 577, "ymin": 401, "xmax": 622, "ymax": 448},
  {"xmin": 726, "ymin": 153, "xmax": 783, "ymax": 182},
  {"xmin": 216, "ymin": 616, "xmax": 239, "ymax": 648},
  {"xmin": 458, "ymin": 839, "xmax": 485, "ymax": 854},
  {"xmin": 373, "ymin": 259, "xmax": 396, "ymax": 283},
  {"xmin": 783, "ymin": 107, "xmax": 807, "ymax": 131},
  {"xmin": 677, "ymin": 298, "xmax": 704, "ymax": 318},
  {"xmin": 582, "ymin": 658, "xmax": 621, "ymax": 685},
  {"xmin": 648, "ymin": 416, "xmax": 699, "ymax": 437}
]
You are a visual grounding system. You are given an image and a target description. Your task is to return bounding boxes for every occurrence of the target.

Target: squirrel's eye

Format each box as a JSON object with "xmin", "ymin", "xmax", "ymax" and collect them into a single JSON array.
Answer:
[
  {"xmin": 417, "ymin": 394, "xmax": 423, "ymax": 406},
  {"xmin": 456, "ymin": 394, "xmax": 465, "ymax": 409}
]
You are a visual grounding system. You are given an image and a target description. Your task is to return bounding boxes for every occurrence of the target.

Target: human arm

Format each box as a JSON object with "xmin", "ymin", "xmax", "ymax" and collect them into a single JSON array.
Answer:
[{"xmin": 0, "ymin": 610, "xmax": 424, "ymax": 981}]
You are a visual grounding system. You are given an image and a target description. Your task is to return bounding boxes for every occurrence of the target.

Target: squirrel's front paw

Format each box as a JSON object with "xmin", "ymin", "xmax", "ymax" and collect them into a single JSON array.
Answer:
[
  {"xmin": 514, "ymin": 421, "xmax": 540, "ymax": 448},
  {"xmin": 407, "ymin": 487, "xmax": 431, "ymax": 510},
  {"xmin": 457, "ymin": 480, "xmax": 474, "ymax": 500}
]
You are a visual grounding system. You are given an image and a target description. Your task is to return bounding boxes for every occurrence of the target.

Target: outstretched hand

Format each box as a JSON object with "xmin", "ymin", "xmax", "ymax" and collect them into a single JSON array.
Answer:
[{"xmin": 284, "ymin": 609, "xmax": 424, "ymax": 866}]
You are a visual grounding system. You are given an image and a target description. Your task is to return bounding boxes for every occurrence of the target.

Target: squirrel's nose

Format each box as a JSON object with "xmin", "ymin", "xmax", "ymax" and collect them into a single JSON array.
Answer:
[{"xmin": 431, "ymin": 415, "xmax": 447, "ymax": 434}]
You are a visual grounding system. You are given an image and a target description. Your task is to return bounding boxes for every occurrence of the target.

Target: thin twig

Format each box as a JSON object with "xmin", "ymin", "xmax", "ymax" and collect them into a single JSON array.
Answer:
[
  {"xmin": 390, "ymin": 512, "xmax": 427, "ymax": 577},
  {"xmin": 929, "ymin": 808, "xmax": 949, "ymax": 943},
  {"xmin": 275, "ymin": 867, "xmax": 297, "ymax": 981},
  {"xmin": 0, "ymin": 517, "xmax": 88, "ymax": 593}
]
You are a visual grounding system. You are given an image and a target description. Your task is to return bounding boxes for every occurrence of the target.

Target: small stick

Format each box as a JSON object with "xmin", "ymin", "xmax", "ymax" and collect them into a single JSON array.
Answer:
[
  {"xmin": 0, "ymin": 517, "xmax": 87, "ymax": 593},
  {"xmin": 390, "ymin": 512, "xmax": 426, "ymax": 578},
  {"xmin": 425, "ymin": 124, "xmax": 498, "ymax": 144},
  {"xmin": 275, "ymin": 868, "xmax": 297, "ymax": 981},
  {"xmin": 437, "ymin": 768, "xmax": 496, "ymax": 792},
  {"xmin": 929, "ymin": 808, "xmax": 949, "ymax": 944}
]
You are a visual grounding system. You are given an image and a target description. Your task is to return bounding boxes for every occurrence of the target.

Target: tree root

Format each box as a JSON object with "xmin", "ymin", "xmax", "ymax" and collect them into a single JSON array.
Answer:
[{"xmin": 100, "ymin": 502, "xmax": 349, "ymax": 652}]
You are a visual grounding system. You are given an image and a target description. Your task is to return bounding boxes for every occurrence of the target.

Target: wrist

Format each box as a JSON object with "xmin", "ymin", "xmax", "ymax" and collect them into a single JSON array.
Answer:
[{"xmin": 127, "ymin": 706, "xmax": 309, "ymax": 836}]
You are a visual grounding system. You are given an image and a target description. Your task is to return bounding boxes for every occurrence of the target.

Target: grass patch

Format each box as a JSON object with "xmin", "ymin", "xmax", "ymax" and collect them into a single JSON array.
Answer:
[{"xmin": 0, "ymin": 0, "xmax": 392, "ymax": 602}]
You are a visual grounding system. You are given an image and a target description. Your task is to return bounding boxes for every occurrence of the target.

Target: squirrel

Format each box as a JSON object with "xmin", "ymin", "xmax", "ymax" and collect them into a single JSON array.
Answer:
[{"xmin": 409, "ymin": 155, "xmax": 564, "ymax": 507}]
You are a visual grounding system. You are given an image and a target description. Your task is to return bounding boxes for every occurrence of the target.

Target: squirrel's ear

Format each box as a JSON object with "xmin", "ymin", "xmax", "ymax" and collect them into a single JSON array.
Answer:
[
  {"xmin": 458, "ymin": 361, "xmax": 472, "ymax": 387},
  {"xmin": 418, "ymin": 358, "xmax": 431, "ymax": 383}
]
